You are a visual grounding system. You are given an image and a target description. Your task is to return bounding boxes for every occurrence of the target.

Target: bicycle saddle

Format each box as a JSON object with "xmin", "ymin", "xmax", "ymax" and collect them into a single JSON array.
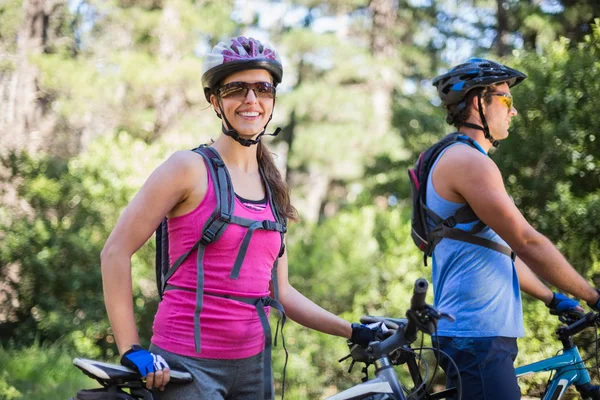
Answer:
[
  {"xmin": 73, "ymin": 358, "xmax": 193, "ymax": 384},
  {"xmin": 360, "ymin": 316, "xmax": 408, "ymax": 330}
]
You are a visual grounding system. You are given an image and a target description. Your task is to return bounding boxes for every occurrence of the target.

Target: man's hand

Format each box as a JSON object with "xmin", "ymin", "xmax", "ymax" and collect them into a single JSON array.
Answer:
[{"xmin": 547, "ymin": 293, "xmax": 585, "ymax": 320}]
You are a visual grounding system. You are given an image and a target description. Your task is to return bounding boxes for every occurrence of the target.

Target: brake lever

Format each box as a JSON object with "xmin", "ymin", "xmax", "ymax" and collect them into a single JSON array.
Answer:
[
  {"xmin": 348, "ymin": 360, "xmax": 357, "ymax": 374},
  {"xmin": 410, "ymin": 306, "xmax": 455, "ymax": 336},
  {"xmin": 338, "ymin": 353, "xmax": 352, "ymax": 363},
  {"xmin": 338, "ymin": 345, "xmax": 372, "ymax": 376},
  {"xmin": 439, "ymin": 311, "xmax": 455, "ymax": 323},
  {"xmin": 550, "ymin": 309, "xmax": 586, "ymax": 326},
  {"xmin": 361, "ymin": 365, "xmax": 370, "ymax": 382}
]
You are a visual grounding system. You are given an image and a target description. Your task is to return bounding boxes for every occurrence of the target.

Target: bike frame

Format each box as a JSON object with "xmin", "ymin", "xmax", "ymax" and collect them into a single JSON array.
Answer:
[
  {"xmin": 326, "ymin": 357, "xmax": 405, "ymax": 400},
  {"xmin": 326, "ymin": 280, "xmax": 459, "ymax": 400},
  {"xmin": 515, "ymin": 345, "xmax": 591, "ymax": 399}
]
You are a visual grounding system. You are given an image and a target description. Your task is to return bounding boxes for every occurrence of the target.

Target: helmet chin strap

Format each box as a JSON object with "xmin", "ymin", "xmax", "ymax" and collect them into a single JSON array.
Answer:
[
  {"xmin": 216, "ymin": 98, "xmax": 281, "ymax": 147},
  {"xmin": 460, "ymin": 93, "xmax": 499, "ymax": 148}
]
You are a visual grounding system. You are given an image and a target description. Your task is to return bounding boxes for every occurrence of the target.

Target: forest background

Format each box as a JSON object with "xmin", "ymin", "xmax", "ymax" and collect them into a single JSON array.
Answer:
[{"xmin": 1, "ymin": 0, "xmax": 599, "ymax": 399}]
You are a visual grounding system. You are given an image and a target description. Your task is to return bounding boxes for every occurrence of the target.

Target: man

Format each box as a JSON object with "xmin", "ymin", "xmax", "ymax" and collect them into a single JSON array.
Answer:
[{"xmin": 426, "ymin": 58, "xmax": 600, "ymax": 399}]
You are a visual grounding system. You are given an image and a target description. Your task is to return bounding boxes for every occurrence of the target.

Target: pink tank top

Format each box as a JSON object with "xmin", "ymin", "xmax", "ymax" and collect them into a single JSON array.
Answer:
[{"xmin": 151, "ymin": 157, "xmax": 282, "ymax": 359}]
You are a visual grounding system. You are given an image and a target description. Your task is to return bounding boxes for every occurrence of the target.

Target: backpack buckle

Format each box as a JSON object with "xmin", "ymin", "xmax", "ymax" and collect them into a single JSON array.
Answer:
[
  {"xmin": 220, "ymin": 213, "xmax": 231, "ymax": 223},
  {"xmin": 211, "ymin": 158, "xmax": 225, "ymax": 168},
  {"xmin": 445, "ymin": 216, "xmax": 457, "ymax": 228},
  {"xmin": 201, "ymin": 230, "xmax": 216, "ymax": 244},
  {"xmin": 262, "ymin": 220, "xmax": 277, "ymax": 230}
]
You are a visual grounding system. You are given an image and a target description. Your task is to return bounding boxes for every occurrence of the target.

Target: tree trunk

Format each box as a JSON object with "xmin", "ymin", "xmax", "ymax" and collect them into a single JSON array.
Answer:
[
  {"xmin": 151, "ymin": 2, "xmax": 187, "ymax": 141},
  {"xmin": 0, "ymin": 0, "xmax": 68, "ymax": 157},
  {"xmin": 496, "ymin": 0, "xmax": 508, "ymax": 57},
  {"xmin": 368, "ymin": 0, "xmax": 396, "ymax": 139}
]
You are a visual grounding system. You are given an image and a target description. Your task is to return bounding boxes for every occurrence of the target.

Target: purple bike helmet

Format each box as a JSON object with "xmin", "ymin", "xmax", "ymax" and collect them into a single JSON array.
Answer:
[
  {"xmin": 202, "ymin": 36, "xmax": 283, "ymax": 102},
  {"xmin": 200, "ymin": 36, "xmax": 283, "ymax": 147}
]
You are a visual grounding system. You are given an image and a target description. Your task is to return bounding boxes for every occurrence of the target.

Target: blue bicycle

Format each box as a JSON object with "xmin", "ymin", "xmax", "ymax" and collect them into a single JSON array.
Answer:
[{"xmin": 516, "ymin": 312, "xmax": 600, "ymax": 399}]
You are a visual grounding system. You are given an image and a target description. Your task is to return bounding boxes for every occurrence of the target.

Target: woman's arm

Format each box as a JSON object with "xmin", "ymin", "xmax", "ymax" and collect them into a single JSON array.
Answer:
[
  {"xmin": 275, "ymin": 244, "xmax": 352, "ymax": 339},
  {"xmin": 100, "ymin": 151, "xmax": 206, "ymax": 354}
]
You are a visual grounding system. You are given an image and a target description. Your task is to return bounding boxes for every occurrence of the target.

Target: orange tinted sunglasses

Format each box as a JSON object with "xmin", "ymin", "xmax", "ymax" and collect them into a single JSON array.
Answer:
[{"xmin": 486, "ymin": 93, "xmax": 513, "ymax": 109}]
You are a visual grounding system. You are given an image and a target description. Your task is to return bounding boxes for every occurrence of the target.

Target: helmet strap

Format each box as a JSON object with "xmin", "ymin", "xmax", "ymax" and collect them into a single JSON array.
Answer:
[
  {"xmin": 475, "ymin": 93, "xmax": 499, "ymax": 148},
  {"xmin": 216, "ymin": 97, "xmax": 281, "ymax": 147}
]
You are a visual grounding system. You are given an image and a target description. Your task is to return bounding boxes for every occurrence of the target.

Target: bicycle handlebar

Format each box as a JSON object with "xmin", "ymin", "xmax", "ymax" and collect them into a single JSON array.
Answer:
[
  {"xmin": 410, "ymin": 278, "xmax": 428, "ymax": 310},
  {"xmin": 558, "ymin": 311, "xmax": 600, "ymax": 339},
  {"xmin": 359, "ymin": 278, "xmax": 449, "ymax": 362},
  {"xmin": 404, "ymin": 278, "xmax": 429, "ymax": 341},
  {"xmin": 335, "ymin": 279, "xmax": 458, "ymax": 400}
]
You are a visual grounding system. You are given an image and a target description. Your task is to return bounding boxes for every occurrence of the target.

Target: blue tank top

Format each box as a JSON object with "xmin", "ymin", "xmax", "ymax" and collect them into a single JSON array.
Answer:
[{"xmin": 426, "ymin": 142, "xmax": 524, "ymax": 338}]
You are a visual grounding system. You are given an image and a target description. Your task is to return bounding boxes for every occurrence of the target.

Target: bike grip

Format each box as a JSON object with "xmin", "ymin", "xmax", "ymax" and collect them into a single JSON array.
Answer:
[{"xmin": 410, "ymin": 278, "xmax": 428, "ymax": 310}]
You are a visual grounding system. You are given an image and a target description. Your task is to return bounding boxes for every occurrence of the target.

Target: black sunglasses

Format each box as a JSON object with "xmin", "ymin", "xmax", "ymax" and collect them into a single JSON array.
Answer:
[{"xmin": 217, "ymin": 81, "xmax": 276, "ymax": 100}]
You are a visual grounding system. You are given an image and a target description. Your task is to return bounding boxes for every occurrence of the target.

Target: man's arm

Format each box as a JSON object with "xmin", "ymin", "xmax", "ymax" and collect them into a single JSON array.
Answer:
[
  {"xmin": 514, "ymin": 257, "xmax": 553, "ymax": 304},
  {"xmin": 440, "ymin": 146, "xmax": 599, "ymax": 305}
]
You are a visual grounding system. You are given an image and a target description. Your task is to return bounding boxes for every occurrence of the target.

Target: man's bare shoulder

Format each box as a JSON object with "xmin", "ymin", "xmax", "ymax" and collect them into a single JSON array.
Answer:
[{"xmin": 437, "ymin": 143, "xmax": 499, "ymax": 177}]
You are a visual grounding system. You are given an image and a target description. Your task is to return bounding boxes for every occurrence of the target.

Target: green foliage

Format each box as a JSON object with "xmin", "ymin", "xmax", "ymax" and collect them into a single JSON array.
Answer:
[
  {"xmin": 510, "ymin": 1, "xmax": 600, "ymax": 51},
  {"xmin": 0, "ymin": 132, "xmax": 167, "ymax": 355},
  {"xmin": 2, "ymin": 1, "xmax": 600, "ymax": 398},
  {"xmin": 278, "ymin": 205, "xmax": 431, "ymax": 398},
  {"xmin": 363, "ymin": 20, "xmax": 600, "ymax": 398},
  {"xmin": 0, "ymin": 342, "xmax": 98, "ymax": 400},
  {"xmin": 0, "ymin": 0, "xmax": 22, "ymax": 58},
  {"xmin": 499, "ymin": 24, "xmax": 600, "ymax": 271},
  {"xmin": 0, "ymin": 151, "xmax": 111, "ymax": 349}
]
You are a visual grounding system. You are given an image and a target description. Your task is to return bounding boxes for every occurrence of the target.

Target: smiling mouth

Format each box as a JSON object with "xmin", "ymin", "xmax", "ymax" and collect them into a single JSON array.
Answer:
[{"xmin": 238, "ymin": 111, "xmax": 260, "ymax": 118}]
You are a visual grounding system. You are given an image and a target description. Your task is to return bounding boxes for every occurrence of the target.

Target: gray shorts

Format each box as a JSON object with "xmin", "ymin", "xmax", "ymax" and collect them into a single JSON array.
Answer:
[{"xmin": 149, "ymin": 344, "xmax": 268, "ymax": 400}]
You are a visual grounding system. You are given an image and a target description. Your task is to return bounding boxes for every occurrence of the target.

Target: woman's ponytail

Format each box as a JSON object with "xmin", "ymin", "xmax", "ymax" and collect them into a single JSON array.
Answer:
[{"xmin": 257, "ymin": 141, "xmax": 298, "ymax": 222}]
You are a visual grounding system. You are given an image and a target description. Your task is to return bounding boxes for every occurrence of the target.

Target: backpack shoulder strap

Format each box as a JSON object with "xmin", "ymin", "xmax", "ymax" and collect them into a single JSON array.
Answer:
[
  {"xmin": 418, "ymin": 132, "xmax": 479, "ymax": 214},
  {"xmin": 155, "ymin": 217, "xmax": 169, "ymax": 299},
  {"xmin": 193, "ymin": 145, "xmax": 235, "ymax": 238},
  {"xmin": 421, "ymin": 133, "xmax": 514, "ymax": 259},
  {"xmin": 159, "ymin": 146, "xmax": 234, "ymax": 296},
  {"xmin": 417, "ymin": 132, "xmax": 475, "ymax": 187}
]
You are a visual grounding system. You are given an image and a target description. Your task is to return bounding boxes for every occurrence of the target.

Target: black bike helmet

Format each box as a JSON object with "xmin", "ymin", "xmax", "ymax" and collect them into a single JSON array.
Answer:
[
  {"xmin": 201, "ymin": 36, "xmax": 283, "ymax": 147},
  {"xmin": 432, "ymin": 58, "xmax": 526, "ymax": 147}
]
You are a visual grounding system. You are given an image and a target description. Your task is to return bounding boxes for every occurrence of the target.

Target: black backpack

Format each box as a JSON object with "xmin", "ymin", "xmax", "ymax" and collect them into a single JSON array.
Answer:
[
  {"xmin": 154, "ymin": 145, "xmax": 287, "ymax": 400},
  {"xmin": 408, "ymin": 132, "xmax": 514, "ymax": 265}
]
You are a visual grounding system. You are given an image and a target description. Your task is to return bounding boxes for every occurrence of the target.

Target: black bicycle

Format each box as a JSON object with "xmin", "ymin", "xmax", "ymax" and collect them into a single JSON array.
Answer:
[
  {"xmin": 70, "ymin": 357, "xmax": 192, "ymax": 400},
  {"xmin": 326, "ymin": 278, "xmax": 460, "ymax": 400}
]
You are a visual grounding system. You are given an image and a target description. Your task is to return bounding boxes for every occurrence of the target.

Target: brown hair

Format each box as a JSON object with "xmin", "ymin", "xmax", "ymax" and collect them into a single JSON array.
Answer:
[
  {"xmin": 452, "ymin": 86, "xmax": 494, "ymax": 129},
  {"xmin": 257, "ymin": 141, "xmax": 298, "ymax": 222}
]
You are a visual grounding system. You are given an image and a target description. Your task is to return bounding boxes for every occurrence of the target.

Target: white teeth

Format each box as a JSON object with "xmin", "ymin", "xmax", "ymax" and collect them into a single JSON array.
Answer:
[{"xmin": 239, "ymin": 112, "xmax": 259, "ymax": 117}]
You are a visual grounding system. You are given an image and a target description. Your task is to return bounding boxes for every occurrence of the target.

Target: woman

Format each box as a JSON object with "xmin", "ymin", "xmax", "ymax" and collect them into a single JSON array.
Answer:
[{"xmin": 101, "ymin": 36, "xmax": 378, "ymax": 399}]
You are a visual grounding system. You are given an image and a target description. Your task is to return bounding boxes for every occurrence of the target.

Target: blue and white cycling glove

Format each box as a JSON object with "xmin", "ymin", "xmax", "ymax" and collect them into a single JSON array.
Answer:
[
  {"xmin": 120, "ymin": 345, "xmax": 169, "ymax": 378},
  {"xmin": 547, "ymin": 293, "xmax": 583, "ymax": 317}
]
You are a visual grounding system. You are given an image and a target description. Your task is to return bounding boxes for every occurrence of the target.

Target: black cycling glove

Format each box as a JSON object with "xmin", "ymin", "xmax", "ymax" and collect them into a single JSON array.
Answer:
[{"xmin": 350, "ymin": 323, "xmax": 384, "ymax": 348}]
